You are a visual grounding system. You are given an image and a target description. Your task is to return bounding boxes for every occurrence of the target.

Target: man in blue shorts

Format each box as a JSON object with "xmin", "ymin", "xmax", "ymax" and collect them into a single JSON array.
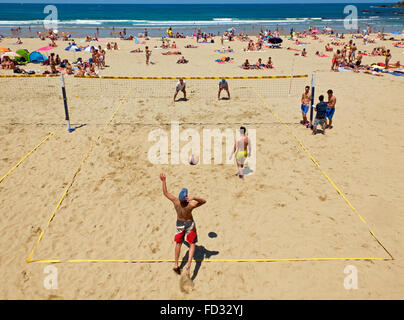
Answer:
[
  {"xmin": 325, "ymin": 89, "xmax": 336, "ymax": 129},
  {"xmin": 300, "ymin": 85, "xmax": 311, "ymax": 126}
]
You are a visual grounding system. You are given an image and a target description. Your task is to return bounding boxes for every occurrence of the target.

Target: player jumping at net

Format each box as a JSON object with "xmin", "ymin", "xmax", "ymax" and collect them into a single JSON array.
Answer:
[
  {"xmin": 300, "ymin": 85, "xmax": 311, "ymax": 126},
  {"xmin": 173, "ymin": 78, "xmax": 187, "ymax": 102},
  {"xmin": 159, "ymin": 173, "xmax": 206, "ymax": 277},
  {"xmin": 218, "ymin": 78, "xmax": 230, "ymax": 100},
  {"xmin": 229, "ymin": 126, "xmax": 251, "ymax": 180}
]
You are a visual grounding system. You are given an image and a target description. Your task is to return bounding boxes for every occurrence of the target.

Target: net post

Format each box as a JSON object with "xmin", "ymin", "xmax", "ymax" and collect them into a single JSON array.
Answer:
[
  {"xmin": 60, "ymin": 74, "xmax": 73, "ymax": 133},
  {"xmin": 308, "ymin": 73, "xmax": 315, "ymax": 129},
  {"xmin": 288, "ymin": 57, "xmax": 295, "ymax": 97}
]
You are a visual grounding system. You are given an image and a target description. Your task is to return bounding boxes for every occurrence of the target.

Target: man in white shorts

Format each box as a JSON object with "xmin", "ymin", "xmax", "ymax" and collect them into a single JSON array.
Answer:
[
  {"xmin": 218, "ymin": 78, "xmax": 230, "ymax": 100},
  {"xmin": 174, "ymin": 78, "xmax": 187, "ymax": 101}
]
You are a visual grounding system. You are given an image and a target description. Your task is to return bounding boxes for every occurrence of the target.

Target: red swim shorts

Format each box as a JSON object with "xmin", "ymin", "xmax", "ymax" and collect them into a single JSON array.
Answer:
[{"xmin": 174, "ymin": 220, "xmax": 198, "ymax": 244}]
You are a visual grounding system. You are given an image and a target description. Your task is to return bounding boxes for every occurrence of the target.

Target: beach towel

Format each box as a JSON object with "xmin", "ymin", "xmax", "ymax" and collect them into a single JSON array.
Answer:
[
  {"xmin": 316, "ymin": 54, "xmax": 329, "ymax": 58},
  {"xmin": 338, "ymin": 67, "xmax": 352, "ymax": 72},
  {"xmin": 215, "ymin": 50, "xmax": 234, "ymax": 53}
]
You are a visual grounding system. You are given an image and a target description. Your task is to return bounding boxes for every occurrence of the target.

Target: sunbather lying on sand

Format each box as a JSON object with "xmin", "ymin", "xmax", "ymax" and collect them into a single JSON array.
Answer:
[
  {"xmin": 162, "ymin": 51, "xmax": 182, "ymax": 55},
  {"xmin": 177, "ymin": 56, "xmax": 188, "ymax": 64}
]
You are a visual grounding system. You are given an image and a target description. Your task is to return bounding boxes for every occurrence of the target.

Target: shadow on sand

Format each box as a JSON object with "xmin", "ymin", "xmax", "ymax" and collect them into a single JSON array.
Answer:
[{"xmin": 179, "ymin": 242, "xmax": 219, "ymax": 281}]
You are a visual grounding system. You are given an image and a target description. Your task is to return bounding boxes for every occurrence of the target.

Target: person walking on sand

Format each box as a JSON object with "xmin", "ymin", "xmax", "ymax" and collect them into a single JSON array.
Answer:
[
  {"xmin": 159, "ymin": 173, "xmax": 206, "ymax": 277},
  {"xmin": 229, "ymin": 126, "xmax": 251, "ymax": 180},
  {"xmin": 145, "ymin": 46, "xmax": 151, "ymax": 65}
]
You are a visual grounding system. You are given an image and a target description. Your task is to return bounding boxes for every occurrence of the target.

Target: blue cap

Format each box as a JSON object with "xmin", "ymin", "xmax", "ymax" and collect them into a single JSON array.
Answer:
[{"xmin": 178, "ymin": 188, "xmax": 188, "ymax": 201}]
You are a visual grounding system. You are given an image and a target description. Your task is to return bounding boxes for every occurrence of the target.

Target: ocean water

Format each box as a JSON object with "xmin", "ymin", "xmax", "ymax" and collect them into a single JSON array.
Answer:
[{"xmin": 0, "ymin": 3, "xmax": 403, "ymax": 36}]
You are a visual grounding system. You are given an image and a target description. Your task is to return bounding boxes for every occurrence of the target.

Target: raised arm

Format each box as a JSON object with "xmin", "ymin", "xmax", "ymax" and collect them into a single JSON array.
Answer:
[
  {"xmin": 186, "ymin": 196, "xmax": 206, "ymax": 208},
  {"xmin": 159, "ymin": 173, "xmax": 176, "ymax": 202}
]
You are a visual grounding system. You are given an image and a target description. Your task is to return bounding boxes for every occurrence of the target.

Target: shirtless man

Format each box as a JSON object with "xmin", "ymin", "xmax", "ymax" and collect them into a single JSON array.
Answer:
[
  {"xmin": 331, "ymin": 49, "xmax": 341, "ymax": 71},
  {"xmin": 159, "ymin": 173, "xmax": 206, "ymax": 277},
  {"xmin": 354, "ymin": 51, "xmax": 363, "ymax": 72},
  {"xmin": 325, "ymin": 89, "xmax": 336, "ymax": 129},
  {"xmin": 301, "ymin": 85, "xmax": 311, "ymax": 126},
  {"xmin": 49, "ymin": 53, "xmax": 57, "ymax": 74},
  {"xmin": 229, "ymin": 126, "xmax": 251, "ymax": 180}
]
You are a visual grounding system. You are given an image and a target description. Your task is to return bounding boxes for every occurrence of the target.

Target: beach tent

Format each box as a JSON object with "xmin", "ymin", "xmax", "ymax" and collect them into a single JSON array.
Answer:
[
  {"xmin": 29, "ymin": 51, "xmax": 47, "ymax": 63},
  {"xmin": 65, "ymin": 44, "xmax": 81, "ymax": 52},
  {"xmin": 15, "ymin": 49, "xmax": 30, "ymax": 64},
  {"xmin": 1, "ymin": 52, "xmax": 21, "ymax": 61}
]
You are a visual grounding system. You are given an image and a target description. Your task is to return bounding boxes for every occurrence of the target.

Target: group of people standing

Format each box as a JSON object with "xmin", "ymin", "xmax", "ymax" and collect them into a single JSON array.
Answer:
[{"xmin": 301, "ymin": 86, "xmax": 336, "ymax": 135}]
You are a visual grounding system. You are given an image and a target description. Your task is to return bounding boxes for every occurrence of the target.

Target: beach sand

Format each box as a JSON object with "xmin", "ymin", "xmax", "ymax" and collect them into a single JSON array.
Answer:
[{"xmin": 0, "ymin": 34, "xmax": 404, "ymax": 299}]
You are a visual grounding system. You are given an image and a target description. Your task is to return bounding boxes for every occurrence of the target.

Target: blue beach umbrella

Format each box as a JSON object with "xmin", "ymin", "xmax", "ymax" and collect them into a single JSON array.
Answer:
[{"xmin": 65, "ymin": 44, "xmax": 81, "ymax": 52}]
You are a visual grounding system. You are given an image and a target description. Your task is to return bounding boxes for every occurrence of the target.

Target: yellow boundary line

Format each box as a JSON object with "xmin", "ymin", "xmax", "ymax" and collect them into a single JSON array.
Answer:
[
  {"xmin": 28, "ymin": 257, "xmax": 390, "ymax": 264},
  {"xmin": 251, "ymin": 87, "xmax": 394, "ymax": 261},
  {"xmin": 26, "ymin": 91, "xmax": 130, "ymax": 263},
  {"xmin": 0, "ymin": 74, "xmax": 307, "ymax": 80},
  {"xmin": 0, "ymin": 75, "xmax": 58, "ymax": 78},
  {"xmin": 0, "ymin": 132, "xmax": 54, "ymax": 184},
  {"xmin": 73, "ymin": 75, "xmax": 308, "ymax": 80}
]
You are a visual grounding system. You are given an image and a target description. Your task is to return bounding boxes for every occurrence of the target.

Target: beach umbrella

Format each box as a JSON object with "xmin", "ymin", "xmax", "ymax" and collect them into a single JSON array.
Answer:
[
  {"xmin": 1, "ymin": 52, "xmax": 21, "ymax": 61},
  {"xmin": 0, "ymin": 47, "xmax": 10, "ymax": 53},
  {"xmin": 268, "ymin": 37, "xmax": 283, "ymax": 44},
  {"xmin": 65, "ymin": 44, "xmax": 81, "ymax": 52},
  {"xmin": 83, "ymin": 46, "xmax": 94, "ymax": 52},
  {"xmin": 312, "ymin": 29, "xmax": 319, "ymax": 34},
  {"xmin": 37, "ymin": 46, "xmax": 56, "ymax": 51}
]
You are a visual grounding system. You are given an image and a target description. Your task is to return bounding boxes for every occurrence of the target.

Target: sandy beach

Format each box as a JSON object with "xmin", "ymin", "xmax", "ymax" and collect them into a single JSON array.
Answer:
[{"xmin": 1, "ymin": 32, "xmax": 404, "ymax": 299}]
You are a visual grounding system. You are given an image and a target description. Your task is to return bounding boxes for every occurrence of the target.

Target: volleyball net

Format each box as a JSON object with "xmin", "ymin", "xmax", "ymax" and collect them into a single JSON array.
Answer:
[{"xmin": 0, "ymin": 74, "xmax": 310, "ymax": 128}]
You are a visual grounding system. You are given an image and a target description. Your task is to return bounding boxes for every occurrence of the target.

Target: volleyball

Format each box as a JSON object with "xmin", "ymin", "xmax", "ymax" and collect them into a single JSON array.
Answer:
[{"xmin": 188, "ymin": 154, "xmax": 199, "ymax": 165}]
